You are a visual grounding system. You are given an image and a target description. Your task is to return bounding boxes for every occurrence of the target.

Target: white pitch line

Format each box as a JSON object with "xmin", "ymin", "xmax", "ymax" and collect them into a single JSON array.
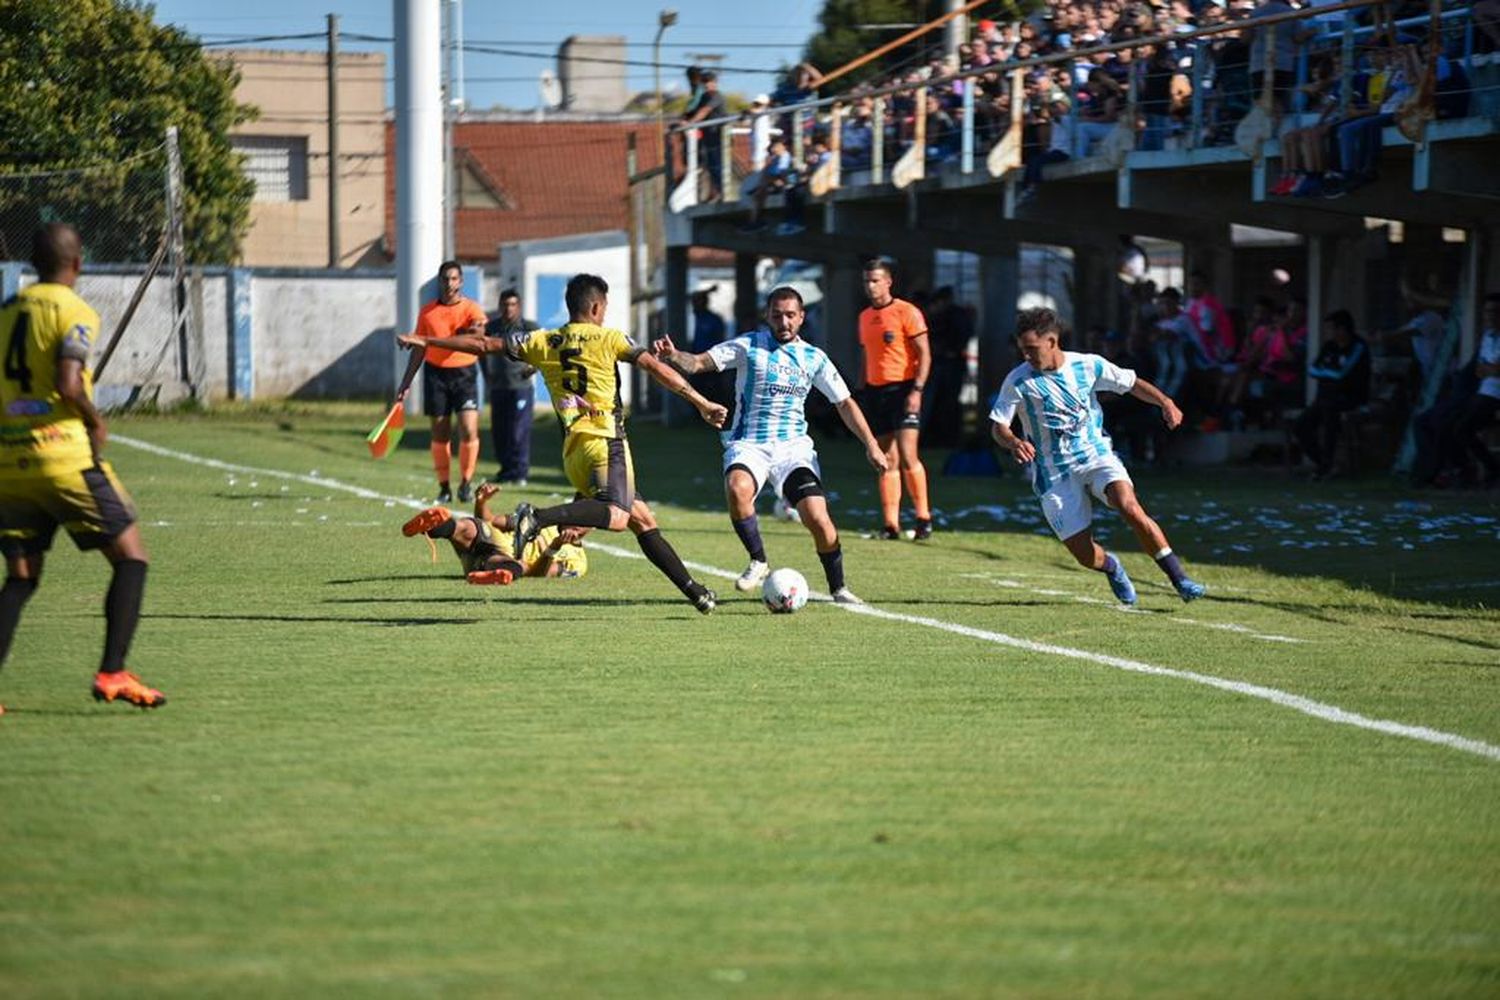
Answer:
[
  {"xmin": 979, "ymin": 577, "xmax": 1307, "ymax": 644},
  {"xmin": 114, "ymin": 435, "xmax": 1500, "ymax": 764}
]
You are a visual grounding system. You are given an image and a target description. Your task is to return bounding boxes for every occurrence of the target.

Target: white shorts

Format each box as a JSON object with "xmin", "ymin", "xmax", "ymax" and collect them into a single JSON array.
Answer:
[
  {"xmin": 1036, "ymin": 454, "xmax": 1132, "ymax": 540},
  {"xmin": 723, "ymin": 437, "xmax": 820, "ymax": 502}
]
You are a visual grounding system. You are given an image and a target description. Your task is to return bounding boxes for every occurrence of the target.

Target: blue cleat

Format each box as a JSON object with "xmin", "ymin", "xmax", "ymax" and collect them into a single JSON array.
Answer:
[
  {"xmin": 1175, "ymin": 578, "xmax": 1207, "ymax": 602},
  {"xmin": 1106, "ymin": 562, "xmax": 1137, "ymax": 605}
]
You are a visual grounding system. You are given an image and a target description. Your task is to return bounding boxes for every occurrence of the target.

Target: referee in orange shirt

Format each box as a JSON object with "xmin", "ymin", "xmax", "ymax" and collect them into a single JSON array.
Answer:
[
  {"xmin": 397, "ymin": 261, "xmax": 488, "ymax": 503},
  {"xmin": 857, "ymin": 257, "xmax": 933, "ymax": 539}
]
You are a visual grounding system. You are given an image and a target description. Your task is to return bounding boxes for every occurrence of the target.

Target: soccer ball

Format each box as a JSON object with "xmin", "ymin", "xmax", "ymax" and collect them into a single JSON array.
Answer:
[{"xmin": 762, "ymin": 567, "xmax": 810, "ymax": 614}]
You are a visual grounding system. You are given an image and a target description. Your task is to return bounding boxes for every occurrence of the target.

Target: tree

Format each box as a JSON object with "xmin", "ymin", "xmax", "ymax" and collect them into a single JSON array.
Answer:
[
  {"xmin": 0, "ymin": 0, "xmax": 255, "ymax": 263},
  {"xmin": 801, "ymin": 0, "xmax": 1036, "ymax": 95}
]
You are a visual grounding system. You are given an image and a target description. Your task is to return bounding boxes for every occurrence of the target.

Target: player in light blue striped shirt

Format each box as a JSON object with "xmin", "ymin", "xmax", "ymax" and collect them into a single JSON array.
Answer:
[
  {"xmin": 654, "ymin": 287, "xmax": 887, "ymax": 603},
  {"xmin": 990, "ymin": 307, "xmax": 1205, "ymax": 604}
]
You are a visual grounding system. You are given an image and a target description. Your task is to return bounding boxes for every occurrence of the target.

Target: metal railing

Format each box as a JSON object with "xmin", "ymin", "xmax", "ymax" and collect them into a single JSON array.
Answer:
[{"xmin": 664, "ymin": 0, "xmax": 1493, "ymax": 209}]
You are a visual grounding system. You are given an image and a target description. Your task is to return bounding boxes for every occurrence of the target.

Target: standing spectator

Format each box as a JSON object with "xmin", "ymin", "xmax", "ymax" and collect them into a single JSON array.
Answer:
[
  {"xmin": 689, "ymin": 288, "xmax": 731, "ymax": 410},
  {"xmin": 1139, "ymin": 43, "xmax": 1180, "ymax": 150},
  {"xmin": 922, "ymin": 286, "xmax": 973, "ymax": 447},
  {"xmin": 1439, "ymin": 293, "xmax": 1500, "ymax": 487},
  {"xmin": 841, "ymin": 96, "xmax": 875, "ymax": 172},
  {"xmin": 683, "ymin": 70, "xmax": 727, "ymax": 201},
  {"xmin": 1294, "ymin": 309, "xmax": 1370, "ymax": 479},
  {"xmin": 1247, "ymin": 0, "xmax": 1301, "ymax": 112},
  {"xmin": 858, "ymin": 258, "xmax": 934, "ymax": 540},
  {"xmin": 747, "ymin": 94, "xmax": 773, "ymax": 171},
  {"xmin": 396, "ymin": 260, "xmax": 488, "ymax": 504},
  {"xmin": 483, "ymin": 289, "xmax": 540, "ymax": 485},
  {"xmin": 1384, "ymin": 290, "xmax": 1449, "ymax": 383},
  {"xmin": 1185, "ymin": 270, "xmax": 1236, "ymax": 365}
]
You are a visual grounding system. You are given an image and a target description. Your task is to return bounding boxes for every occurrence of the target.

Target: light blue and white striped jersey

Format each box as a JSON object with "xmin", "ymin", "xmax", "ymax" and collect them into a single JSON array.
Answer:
[
  {"xmin": 708, "ymin": 330, "xmax": 851, "ymax": 443},
  {"xmin": 989, "ymin": 351, "xmax": 1137, "ymax": 492}
]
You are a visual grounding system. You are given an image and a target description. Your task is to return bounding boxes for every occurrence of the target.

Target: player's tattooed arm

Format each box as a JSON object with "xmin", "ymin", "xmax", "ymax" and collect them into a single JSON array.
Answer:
[
  {"xmin": 1128, "ymin": 378, "xmax": 1184, "ymax": 430},
  {"xmin": 635, "ymin": 351, "xmax": 727, "ymax": 428},
  {"xmin": 649, "ymin": 335, "xmax": 713, "ymax": 375}
]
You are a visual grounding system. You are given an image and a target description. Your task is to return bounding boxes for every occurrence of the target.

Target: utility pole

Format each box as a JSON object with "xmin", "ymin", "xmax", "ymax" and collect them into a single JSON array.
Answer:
[
  {"xmin": 327, "ymin": 12, "xmax": 341, "ymax": 268},
  {"xmin": 944, "ymin": 0, "xmax": 967, "ymax": 62}
]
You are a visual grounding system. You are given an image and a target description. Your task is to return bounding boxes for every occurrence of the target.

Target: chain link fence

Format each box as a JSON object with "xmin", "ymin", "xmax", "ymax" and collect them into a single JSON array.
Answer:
[{"xmin": 0, "ymin": 135, "xmax": 203, "ymax": 409}]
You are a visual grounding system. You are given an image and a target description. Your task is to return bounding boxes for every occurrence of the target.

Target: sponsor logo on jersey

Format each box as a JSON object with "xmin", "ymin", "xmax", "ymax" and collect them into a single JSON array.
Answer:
[
  {"xmin": 882, "ymin": 331, "xmax": 896, "ymax": 344},
  {"xmin": 6, "ymin": 399, "xmax": 53, "ymax": 416}
]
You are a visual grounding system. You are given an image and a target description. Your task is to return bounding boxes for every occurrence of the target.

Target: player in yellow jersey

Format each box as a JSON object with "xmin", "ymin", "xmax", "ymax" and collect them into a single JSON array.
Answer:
[
  {"xmin": 398, "ymin": 273, "xmax": 727, "ymax": 613},
  {"xmin": 0, "ymin": 224, "xmax": 165, "ymax": 713},
  {"xmin": 402, "ymin": 482, "xmax": 589, "ymax": 584}
]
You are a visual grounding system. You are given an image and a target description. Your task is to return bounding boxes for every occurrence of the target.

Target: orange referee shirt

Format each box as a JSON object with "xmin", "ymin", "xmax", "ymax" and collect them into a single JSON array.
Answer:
[
  {"xmin": 857, "ymin": 298, "xmax": 928, "ymax": 386},
  {"xmin": 415, "ymin": 298, "xmax": 487, "ymax": 368}
]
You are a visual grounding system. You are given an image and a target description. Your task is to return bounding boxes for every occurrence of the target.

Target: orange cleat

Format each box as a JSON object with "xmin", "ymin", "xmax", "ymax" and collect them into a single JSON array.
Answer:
[
  {"xmin": 92, "ymin": 670, "xmax": 167, "ymax": 709},
  {"xmin": 466, "ymin": 568, "xmax": 515, "ymax": 586},
  {"xmin": 402, "ymin": 506, "xmax": 452, "ymax": 537}
]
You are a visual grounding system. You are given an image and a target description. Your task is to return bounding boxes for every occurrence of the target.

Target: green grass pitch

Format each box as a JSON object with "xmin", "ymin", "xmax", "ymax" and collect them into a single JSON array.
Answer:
[{"xmin": 1, "ymin": 404, "xmax": 1496, "ymax": 998}]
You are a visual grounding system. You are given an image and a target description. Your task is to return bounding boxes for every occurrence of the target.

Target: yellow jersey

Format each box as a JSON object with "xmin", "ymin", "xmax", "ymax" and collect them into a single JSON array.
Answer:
[
  {"xmin": 0, "ymin": 283, "xmax": 98, "ymax": 479},
  {"xmin": 510, "ymin": 322, "xmax": 641, "ymax": 444},
  {"xmin": 463, "ymin": 521, "xmax": 588, "ymax": 577}
]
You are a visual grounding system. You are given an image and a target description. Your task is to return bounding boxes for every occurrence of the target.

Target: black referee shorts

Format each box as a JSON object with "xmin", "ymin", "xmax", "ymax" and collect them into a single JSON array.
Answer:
[
  {"xmin": 862, "ymin": 380, "xmax": 921, "ymax": 438},
  {"xmin": 423, "ymin": 364, "xmax": 481, "ymax": 418}
]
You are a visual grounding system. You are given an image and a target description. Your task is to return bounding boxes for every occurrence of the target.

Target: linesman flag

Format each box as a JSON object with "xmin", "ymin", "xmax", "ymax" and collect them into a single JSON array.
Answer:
[{"xmin": 366, "ymin": 401, "xmax": 406, "ymax": 459}]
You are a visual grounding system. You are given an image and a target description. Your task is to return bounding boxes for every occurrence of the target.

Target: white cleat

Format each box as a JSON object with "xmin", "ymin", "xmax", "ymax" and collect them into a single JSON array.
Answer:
[
  {"xmin": 735, "ymin": 559, "xmax": 771, "ymax": 592},
  {"xmin": 831, "ymin": 587, "xmax": 865, "ymax": 605}
]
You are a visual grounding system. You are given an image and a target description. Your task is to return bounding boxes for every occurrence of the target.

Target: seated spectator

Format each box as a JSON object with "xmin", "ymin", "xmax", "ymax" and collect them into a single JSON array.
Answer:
[
  {"xmin": 1294, "ymin": 309, "xmax": 1371, "ymax": 479},
  {"xmin": 740, "ymin": 135, "xmax": 805, "ymax": 235},
  {"xmin": 1018, "ymin": 94, "xmax": 1075, "ymax": 202},
  {"xmin": 1222, "ymin": 297, "xmax": 1301, "ymax": 423},
  {"xmin": 1074, "ymin": 68, "xmax": 1124, "ymax": 156},
  {"xmin": 1324, "ymin": 39, "xmax": 1421, "ymax": 196},
  {"xmin": 1271, "ymin": 54, "xmax": 1357, "ymax": 197}
]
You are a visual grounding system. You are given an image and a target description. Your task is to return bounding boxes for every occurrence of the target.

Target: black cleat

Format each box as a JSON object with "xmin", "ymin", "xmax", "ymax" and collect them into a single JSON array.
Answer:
[
  {"xmin": 435, "ymin": 482, "xmax": 453, "ymax": 504},
  {"xmin": 511, "ymin": 502, "xmax": 540, "ymax": 556},
  {"xmin": 878, "ymin": 525, "xmax": 902, "ymax": 540},
  {"xmin": 912, "ymin": 518, "xmax": 933, "ymax": 541},
  {"xmin": 689, "ymin": 583, "xmax": 717, "ymax": 615},
  {"xmin": 457, "ymin": 480, "xmax": 474, "ymax": 503}
]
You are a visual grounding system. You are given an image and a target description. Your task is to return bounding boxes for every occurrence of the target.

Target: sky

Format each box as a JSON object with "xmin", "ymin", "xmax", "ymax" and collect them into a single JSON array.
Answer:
[{"xmin": 147, "ymin": 0, "xmax": 826, "ymax": 110}]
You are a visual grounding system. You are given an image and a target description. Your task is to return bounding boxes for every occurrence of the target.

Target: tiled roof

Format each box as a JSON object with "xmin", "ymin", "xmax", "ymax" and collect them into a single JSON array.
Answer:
[{"xmin": 384, "ymin": 120, "xmax": 664, "ymax": 262}]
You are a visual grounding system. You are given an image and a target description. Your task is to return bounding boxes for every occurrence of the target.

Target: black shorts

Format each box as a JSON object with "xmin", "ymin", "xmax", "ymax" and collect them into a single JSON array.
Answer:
[
  {"xmin": 862, "ymin": 381, "xmax": 921, "ymax": 438},
  {"xmin": 423, "ymin": 364, "xmax": 481, "ymax": 418}
]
